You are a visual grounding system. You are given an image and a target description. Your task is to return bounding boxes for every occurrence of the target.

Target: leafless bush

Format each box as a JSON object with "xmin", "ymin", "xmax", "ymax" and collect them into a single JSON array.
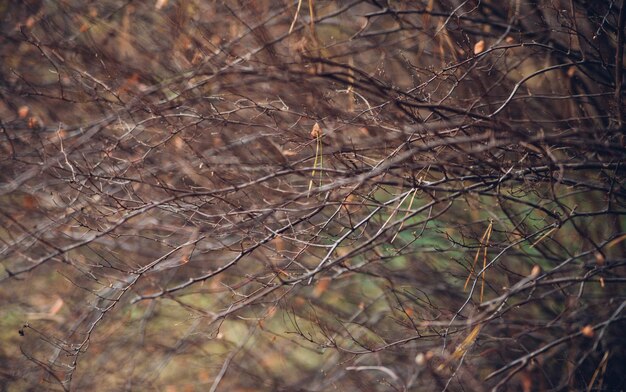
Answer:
[{"xmin": 1, "ymin": 1, "xmax": 625, "ymax": 391}]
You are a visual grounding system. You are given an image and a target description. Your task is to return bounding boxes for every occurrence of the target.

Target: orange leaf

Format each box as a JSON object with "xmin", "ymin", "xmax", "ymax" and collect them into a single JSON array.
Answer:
[
  {"xmin": 312, "ymin": 278, "xmax": 330, "ymax": 297},
  {"xmin": 17, "ymin": 106, "xmax": 29, "ymax": 118},
  {"xmin": 521, "ymin": 371, "xmax": 532, "ymax": 392},
  {"xmin": 155, "ymin": 0, "xmax": 168, "ymax": 10},
  {"xmin": 310, "ymin": 122, "xmax": 322, "ymax": 138},
  {"xmin": 473, "ymin": 40, "xmax": 485, "ymax": 54},
  {"xmin": 581, "ymin": 325, "xmax": 594, "ymax": 338},
  {"xmin": 23, "ymin": 195, "xmax": 38, "ymax": 209},
  {"xmin": 530, "ymin": 265, "xmax": 541, "ymax": 278},
  {"xmin": 273, "ymin": 235, "xmax": 285, "ymax": 253},
  {"xmin": 27, "ymin": 117, "xmax": 41, "ymax": 129},
  {"xmin": 25, "ymin": 16, "xmax": 36, "ymax": 29}
]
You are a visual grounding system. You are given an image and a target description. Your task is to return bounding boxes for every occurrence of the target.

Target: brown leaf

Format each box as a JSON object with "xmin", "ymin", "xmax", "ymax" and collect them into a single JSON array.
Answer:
[
  {"xmin": 595, "ymin": 252, "xmax": 605, "ymax": 266},
  {"xmin": 273, "ymin": 234, "xmax": 285, "ymax": 253},
  {"xmin": 155, "ymin": 0, "xmax": 168, "ymax": 10},
  {"xmin": 22, "ymin": 195, "xmax": 38, "ymax": 209},
  {"xmin": 25, "ymin": 16, "xmax": 36, "ymax": 29},
  {"xmin": 521, "ymin": 371, "xmax": 533, "ymax": 392},
  {"xmin": 530, "ymin": 265, "xmax": 541, "ymax": 278},
  {"xmin": 173, "ymin": 135, "xmax": 185, "ymax": 150},
  {"xmin": 473, "ymin": 40, "xmax": 486, "ymax": 55},
  {"xmin": 310, "ymin": 122, "xmax": 323, "ymax": 138},
  {"xmin": 567, "ymin": 67, "xmax": 576, "ymax": 78},
  {"xmin": 581, "ymin": 325, "xmax": 594, "ymax": 338},
  {"xmin": 17, "ymin": 105, "xmax": 29, "ymax": 118},
  {"xmin": 312, "ymin": 278, "xmax": 330, "ymax": 297},
  {"xmin": 27, "ymin": 116, "xmax": 42, "ymax": 129},
  {"xmin": 283, "ymin": 149, "xmax": 297, "ymax": 157}
]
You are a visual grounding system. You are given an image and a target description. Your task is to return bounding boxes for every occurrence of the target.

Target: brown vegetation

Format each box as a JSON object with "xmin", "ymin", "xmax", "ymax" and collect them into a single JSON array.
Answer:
[{"xmin": 1, "ymin": 1, "xmax": 625, "ymax": 390}]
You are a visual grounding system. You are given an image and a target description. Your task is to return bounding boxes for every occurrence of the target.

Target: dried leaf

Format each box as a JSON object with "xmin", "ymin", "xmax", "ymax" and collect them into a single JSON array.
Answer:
[
  {"xmin": 272, "ymin": 234, "xmax": 285, "ymax": 253},
  {"xmin": 595, "ymin": 252, "xmax": 605, "ymax": 266},
  {"xmin": 521, "ymin": 371, "xmax": 533, "ymax": 392},
  {"xmin": 473, "ymin": 40, "xmax": 486, "ymax": 54},
  {"xmin": 17, "ymin": 105, "xmax": 29, "ymax": 118},
  {"xmin": 155, "ymin": 0, "xmax": 168, "ymax": 10},
  {"xmin": 312, "ymin": 278, "xmax": 330, "ymax": 297},
  {"xmin": 567, "ymin": 66, "xmax": 576, "ymax": 78},
  {"xmin": 581, "ymin": 325, "xmax": 594, "ymax": 338},
  {"xmin": 25, "ymin": 16, "xmax": 36, "ymax": 29},
  {"xmin": 530, "ymin": 265, "xmax": 541, "ymax": 278},
  {"xmin": 415, "ymin": 352, "xmax": 427, "ymax": 366},
  {"xmin": 27, "ymin": 117, "xmax": 41, "ymax": 129},
  {"xmin": 310, "ymin": 122, "xmax": 322, "ymax": 138},
  {"xmin": 22, "ymin": 195, "xmax": 38, "ymax": 209}
]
